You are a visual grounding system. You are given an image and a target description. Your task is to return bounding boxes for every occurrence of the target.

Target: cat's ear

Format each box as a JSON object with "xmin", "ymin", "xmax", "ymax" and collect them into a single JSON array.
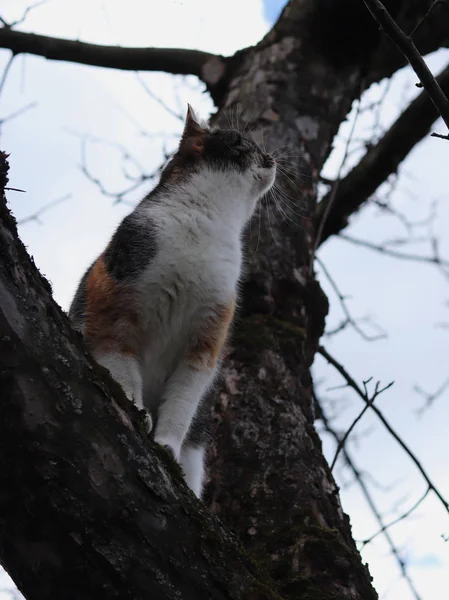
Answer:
[
  {"xmin": 183, "ymin": 104, "xmax": 204, "ymax": 138},
  {"xmin": 180, "ymin": 104, "xmax": 205, "ymax": 156}
]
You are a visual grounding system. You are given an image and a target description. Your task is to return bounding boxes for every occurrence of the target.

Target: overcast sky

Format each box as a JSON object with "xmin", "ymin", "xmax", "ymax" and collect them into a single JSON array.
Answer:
[{"xmin": 0, "ymin": 1, "xmax": 448, "ymax": 599}]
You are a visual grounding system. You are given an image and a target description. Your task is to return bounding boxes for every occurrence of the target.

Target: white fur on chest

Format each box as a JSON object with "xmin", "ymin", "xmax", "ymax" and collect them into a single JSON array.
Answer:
[{"xmin": 137, "ymin": 171, "xmax": 249, "ymax": 403}]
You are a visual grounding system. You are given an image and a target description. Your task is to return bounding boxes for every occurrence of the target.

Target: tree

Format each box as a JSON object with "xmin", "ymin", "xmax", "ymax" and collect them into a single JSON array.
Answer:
[{"xmin": 1, "ymin": 1, "xmax": 448, "ymax": 598}]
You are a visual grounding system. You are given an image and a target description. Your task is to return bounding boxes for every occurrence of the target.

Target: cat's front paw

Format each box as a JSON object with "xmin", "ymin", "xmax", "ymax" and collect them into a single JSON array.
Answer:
[
  {"xmin": 144, "ymin": 411, "xmax": 153, "ymax": 434},
  {"xmin": 154, "ymin": 436, "xmax": 180, "ymax": 461}
]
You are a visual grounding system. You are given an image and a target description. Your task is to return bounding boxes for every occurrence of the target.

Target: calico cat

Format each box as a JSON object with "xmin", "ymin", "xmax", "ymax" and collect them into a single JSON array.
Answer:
[{"xmin": 69, "ymin": 105, "xmax": 276, "ymax": 497}]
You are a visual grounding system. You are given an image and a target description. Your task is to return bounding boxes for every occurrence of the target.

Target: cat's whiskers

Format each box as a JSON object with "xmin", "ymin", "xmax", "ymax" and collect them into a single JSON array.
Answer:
[
  {"xmin": 276, "ymin": 164, "xmax": 304, "ymax": 193},
  {"xmin": 263, "ymin": 193, "xmax": 280, "ymax": 247},
  {"xmin": 270, "ymin": 181, "xmax": 309, "ymax": 223},
  {"xmin": 267, "ymin": 187, "xmax": 299, "ymax": 228},
  {"xmin": 269, "ymin": 187, "xmax": 299, "ymax": 227},
  {"xmin": 249, "ymin": 199, "xmax": 263, "ymax": 259},
  {"xmin": 272, "ymin": 181, "xmax": 308, "ymax": 217},
  {"xmin": 265, "ymin": 190, "xmax": 283, "ymax": 246}
]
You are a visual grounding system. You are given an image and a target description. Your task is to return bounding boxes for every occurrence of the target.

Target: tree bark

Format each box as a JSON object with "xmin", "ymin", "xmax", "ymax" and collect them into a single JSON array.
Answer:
[
  {"xmin": 201, "ymin": 3, "xmax": 378, "ymax": 599},
  {"xmin": 1, "ymin": 1, "xmax": 448, "ymax": 599},
  {"xmin": 203, "ymin": 1, "xmax": 446, "ymax": 598}
]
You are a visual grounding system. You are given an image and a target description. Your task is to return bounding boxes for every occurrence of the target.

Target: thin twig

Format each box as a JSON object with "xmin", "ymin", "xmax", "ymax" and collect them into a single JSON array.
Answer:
[
  {"xmin": 0, "ymin": 101, "xmax": 37, "ymax": 124},
  {"xmin": 339, "ymin": 233, "xmax": 449, "ymax": 268},
  {"xmin": 316, "ymin": 255, "xmax": 387, "ymax": 341},
  {"xmin": 312, "ymin": 96, "xmax": 363, "ymax": 264},
  {"xmin": 330, "ymin": 379, "xmax": 393, "ymax": 471},
  {"xmin": 363, "ymin": 0, "xmax": 449, "ymax": 135},
  {"xmin": 17, "ymin": 194, "xmax": 72, "ymax": 225},
  {"xmin": 318, "ymin": 345, "xmax": 449, "ymax": 515},
  {"xmin": 135, "ymin": 73, "xmax": 183, "ymax": 122},
  {"xmin": 0, "ymin": 102, "xmax": 38, "ymax": 140},
  {"xmin": 361, "ymin": 487, "xmax": 430, "ymax": 548},
  {"xmin": 0, "ymin": 53, "xmax": 14, "ymax": 97},
  {"xmin": 315, "ymin": 394, "xmax": 424, "ymax": 600},
  {"xmin": 410, "ymin": 0, "xmax": 449, "ymax": 37},
  {"xmin": 315, "ymin": 63, "xmax": 449, "ymax": 243},
  {"xmin": 79, "ymin": 139, "xmax": 159, "ymax": 203},
  {"xmin": 414, "ymin": 377, "xmax": 449, "ymax": 416},
  {"xmin": 1, "ymin": 0, "xmax": 50, "ymax": 29}
]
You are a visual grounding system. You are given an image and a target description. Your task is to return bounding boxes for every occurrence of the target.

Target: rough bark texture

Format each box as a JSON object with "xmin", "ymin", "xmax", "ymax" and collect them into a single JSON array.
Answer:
[
  {"xmin": 1, "ymin": 1, "xmax": 448, "ymax": 599},
  {"xmin": 202, "ymin": 3, "xmax": 377, "ymax": 599},
  {"xmin": 203, "ymin": 1, "xmax": 448, "ymax": 599}
]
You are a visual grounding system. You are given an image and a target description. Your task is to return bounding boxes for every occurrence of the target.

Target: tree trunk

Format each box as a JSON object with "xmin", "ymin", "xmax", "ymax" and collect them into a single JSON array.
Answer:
[
  {"xmin": 1, "ymin": 1, "xmax": 448, "ymax": 598},
  {"xmin": 203, "ymin": 2, "xmax": 416, "ymax": 598}
]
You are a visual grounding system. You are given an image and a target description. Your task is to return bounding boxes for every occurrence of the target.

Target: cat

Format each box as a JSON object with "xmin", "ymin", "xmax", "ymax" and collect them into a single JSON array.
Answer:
[{"xmin": 69, "ymin": 105, "xmax": 276, "ymax": 497}]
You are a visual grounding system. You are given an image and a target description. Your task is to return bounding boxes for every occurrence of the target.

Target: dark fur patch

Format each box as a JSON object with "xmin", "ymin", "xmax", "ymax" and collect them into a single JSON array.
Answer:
[
  {"xmin": 104, "ymin": 213, "xmax": 158, "ymax": 281},
  {"xmin": 158, "ymin": 127, "xmax": 269, "ymax": 190},
  {"xmin": 68, "ymin": 264, "xmax": 93, "ymax": 326},
  {"xmin": 185, "ymin": 387, "xmax": 214, "ymax": 447},
  {"xmin": 203, "ymin": 130, "xmax": 257, "ymax": 171}
]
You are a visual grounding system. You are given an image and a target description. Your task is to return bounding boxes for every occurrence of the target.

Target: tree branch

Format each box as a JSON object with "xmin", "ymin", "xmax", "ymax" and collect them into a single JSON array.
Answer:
[
  {"xmin": 0, "ymin": 28, "xmax": 225, "ymax": 87},
  {"xmin": 315, "ymin": 394, "xmax": 424, "ymax": 600},
  {"xmin": 17, "ymin": 193, "xmax": 72, "ymax": 225},
  {"xmin": 318, "ymin": 346, "xmax": 449, "ymax": 517},
  {"xmin": 363, "ymin": 0, "xmax": 449, "ymax": 135},
  {"xmin": 315, "ymin": 62, "xmax": 449, "ymax": 244},
  {"xmin": 315, "ymin": 255, "xmax": 387, "ymax": 341},
  {"xmin": 338, "ymin": 233, "xmax": 449, "ymax": 279},
  {"xmin": 329, "ymin": 378, "xmax": 393, "ymax": 471}
]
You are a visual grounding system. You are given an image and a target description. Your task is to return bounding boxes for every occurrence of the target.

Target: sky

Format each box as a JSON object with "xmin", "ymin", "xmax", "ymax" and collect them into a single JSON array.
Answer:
[{"xmin": 0, "ymin": 1, "xmax": 448, "ymax": 599}]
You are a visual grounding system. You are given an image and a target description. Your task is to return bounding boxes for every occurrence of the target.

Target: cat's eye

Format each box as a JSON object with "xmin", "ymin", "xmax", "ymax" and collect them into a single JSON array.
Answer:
[{"xmin": 227, "ymin": 132, "xmax": 241, "ymax": 145}]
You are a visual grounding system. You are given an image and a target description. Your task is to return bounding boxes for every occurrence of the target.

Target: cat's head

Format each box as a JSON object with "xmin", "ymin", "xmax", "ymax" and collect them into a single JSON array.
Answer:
[{"xmin": 160, "ymin": 105, "xmax": 276, "ymax": 211}]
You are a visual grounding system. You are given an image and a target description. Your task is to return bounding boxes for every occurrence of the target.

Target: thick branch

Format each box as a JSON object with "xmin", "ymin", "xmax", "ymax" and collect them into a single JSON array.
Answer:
[
  {"xmin": 0, "ymin": 28, "xmax": 225, "ymax": 87},
  {"xmin": 316, "ymin": 62, "xmax": 449, "ymax": 244},
  {"xmin": 0, "ymin": 152, "xmax": 280, "ymax": 600}
]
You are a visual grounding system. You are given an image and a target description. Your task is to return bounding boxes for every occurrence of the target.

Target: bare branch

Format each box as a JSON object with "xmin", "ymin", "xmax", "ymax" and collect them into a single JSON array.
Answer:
[
  {"xmin": 17, "ymin": 193, "xmax": 72, "ymax": 225},
  {"xmin": 337, "ymin": 233, "xmax": 449, "ymax": 277},
  {"xmin": 414, "ymin": 377, "xmax": 449, "ymax": 416},
  {"xmin": 136, "ymin": 74, "xmax": 183, "ymax": 122},
  {"xmin": 0, "ymin": 101, "xmax": 37, "ymax": 141},
  {"xmin": 330, "ymin": 378, "xmax": 394, "ymax": 471},
  {"xmin": 410, "ymin": 0, "xmax": 449, "ymax": 37},
  {"xmin": 0, "ymin": 101, "xmax": 37, "ymax": 125},
  {"xmin": 315, "ymin": 394, "xmax": 424, "ymax": 600},
  {"xmin": 0, "ymin": 52, "xmax": 14, "ymax": 97},
  {"xmin": 79, "ymin": 138, "xmax": 161, "ymax": 204},
  {"xmin": 361, "ymin": 487, "xmax": 430, "ymax": 547},
  {"xmin": 318, "ymin": 345, "xmax": 449, "ymax": 516},
  {"xmin": 0, "ymin": 0, "xmax": 50, "ymax": 29},
  {"xmin": 312, "ymin": 96, "xmax": 363, "ymax": 260},
  {"xmin": 363, "ymin": 0, "xmax": 449, "ymax": 136},
  {"xmin": 316, "ymin": 62, "xmax": 449, "ymax": 244},
  {"xmin": 0, "ymin": 28, "xmax": 224, "ymax": 87},
  {"xmin": 316, "ymin": 256, "xmax": 387, "ymax": 341}
]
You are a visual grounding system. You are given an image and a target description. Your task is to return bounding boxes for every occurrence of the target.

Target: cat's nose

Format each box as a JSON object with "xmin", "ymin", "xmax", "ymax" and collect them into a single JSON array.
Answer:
[{"xmin": 262, "ymin": 154, "xmax": 275, "ymax": 168}]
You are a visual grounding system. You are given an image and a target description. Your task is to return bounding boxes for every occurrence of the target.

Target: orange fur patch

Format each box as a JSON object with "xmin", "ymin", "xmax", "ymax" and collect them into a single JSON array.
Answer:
[
  {"xmin": 84, "ymin": 256, "xmax": 141, "ymax": 357},
  {"xmin": 187, "ymin": 298, "xmax": 236, "ymax": 371}
]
